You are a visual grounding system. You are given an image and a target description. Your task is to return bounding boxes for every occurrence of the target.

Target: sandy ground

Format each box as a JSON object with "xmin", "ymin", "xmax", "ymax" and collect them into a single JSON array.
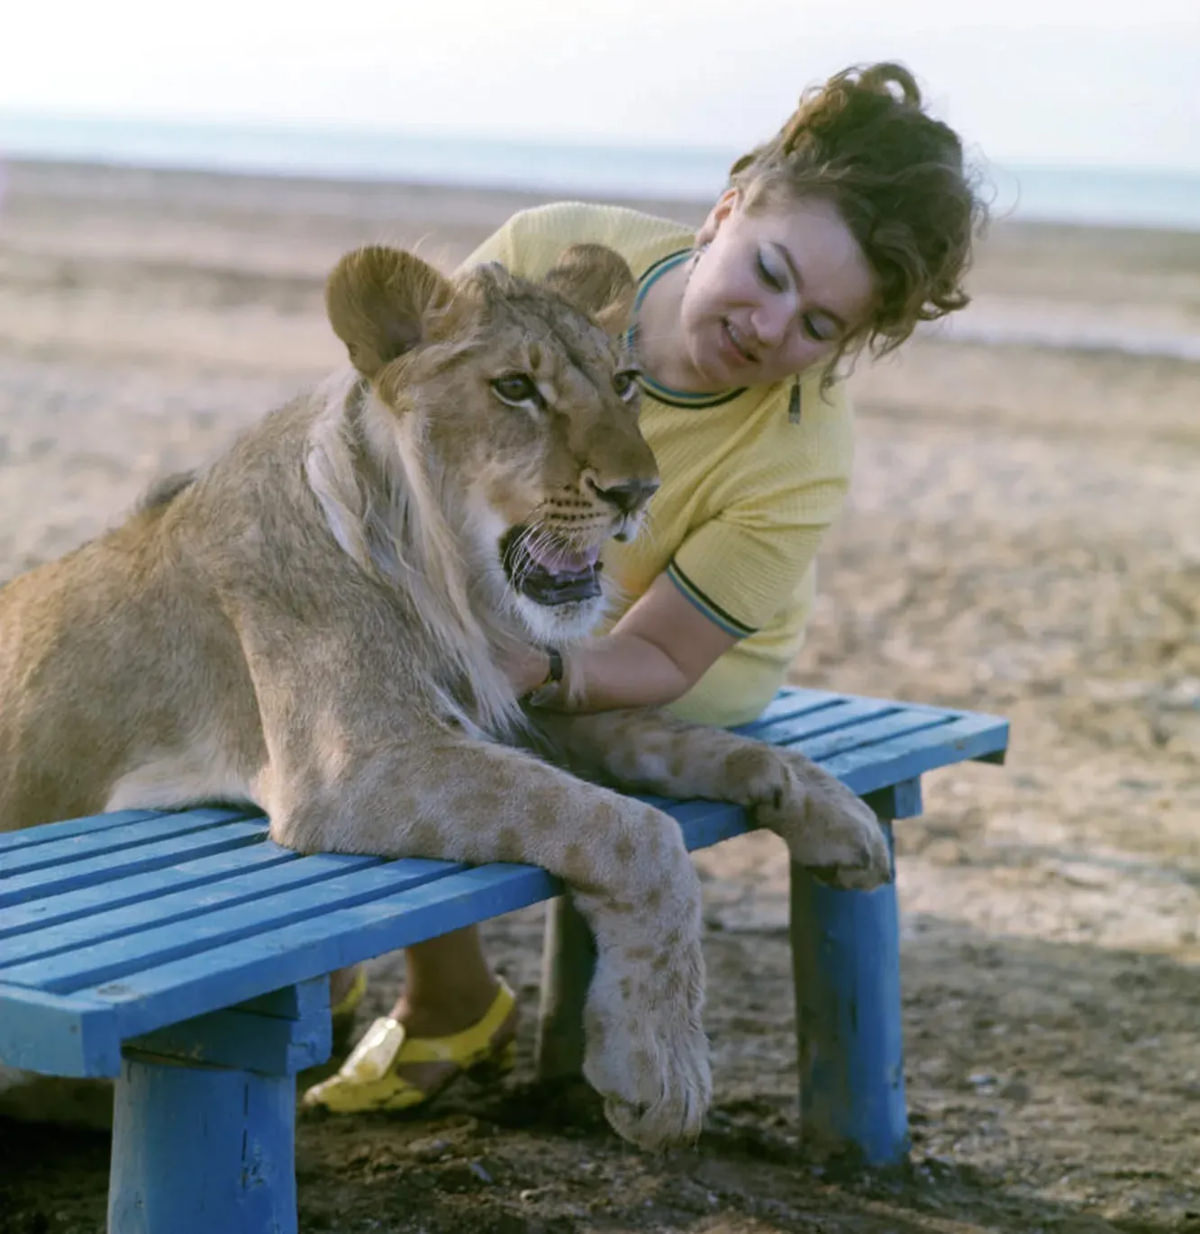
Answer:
[{"xmin": 0, "ymin": 159, "xmax": 1198, "ymax": 1234}]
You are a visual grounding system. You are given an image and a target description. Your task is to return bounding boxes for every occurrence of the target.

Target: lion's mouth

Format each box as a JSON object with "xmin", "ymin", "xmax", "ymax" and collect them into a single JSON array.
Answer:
[{"xmin": 500, "ymin": 527, "xmax": 603, "ymax": 607}]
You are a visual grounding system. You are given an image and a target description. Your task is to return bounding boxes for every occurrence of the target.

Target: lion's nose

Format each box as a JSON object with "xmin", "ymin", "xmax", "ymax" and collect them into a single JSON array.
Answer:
[{"xmin": 589, "ymin": 477, "xmax": 660, "ymax": 515}]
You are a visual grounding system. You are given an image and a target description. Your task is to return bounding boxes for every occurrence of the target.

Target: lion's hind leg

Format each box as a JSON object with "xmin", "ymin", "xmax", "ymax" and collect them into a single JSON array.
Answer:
[{"xmin": 265, "ymin": 735, "xmax": 711, "ymax": 1150}]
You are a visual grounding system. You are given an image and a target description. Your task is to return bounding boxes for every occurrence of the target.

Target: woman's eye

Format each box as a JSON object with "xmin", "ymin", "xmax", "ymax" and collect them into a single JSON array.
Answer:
[
  {"xmin": 491, "ymin": 373, "xmax": 544, "ymax": 408},
  {"xmin": 613, "ymin": 369, "xmax": 641, "ymax": 402},
  {"xmin": 756, "ymin": 252, "xmax": 784, "ymax": 291},
  {"xmin": 802, "ymin": 314, "xmax": 835, "ymax": 343}
]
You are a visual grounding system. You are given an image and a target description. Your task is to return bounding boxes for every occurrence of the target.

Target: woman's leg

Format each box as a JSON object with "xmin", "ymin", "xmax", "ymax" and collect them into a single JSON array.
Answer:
[
  {"xmin": 329, "ymin": 928, "xmax": 498, "ymax": 1036},
  {"xmin": 304, "ymin": 926, "xmax": 514, "ymax": 1113},
  {"xmin": 391, "ymin": 926, "xmax": 500, "ymax": 1035}
]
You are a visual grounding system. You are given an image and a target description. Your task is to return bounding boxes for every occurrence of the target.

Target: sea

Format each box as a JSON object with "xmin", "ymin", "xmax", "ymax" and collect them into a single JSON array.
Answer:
[{"xmin": 2, "ymin": 111, "xmax": 1199, "ymax": 233}]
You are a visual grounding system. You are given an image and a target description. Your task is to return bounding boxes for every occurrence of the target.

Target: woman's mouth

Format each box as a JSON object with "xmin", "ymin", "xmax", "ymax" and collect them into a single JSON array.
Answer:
[{"xmin": 720, "ymin": 318, "xmax": 757, "ymax": 366}]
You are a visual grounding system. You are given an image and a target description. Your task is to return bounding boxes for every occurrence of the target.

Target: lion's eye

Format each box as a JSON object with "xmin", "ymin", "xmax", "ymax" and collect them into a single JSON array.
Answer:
[
  {"xmin": 491, "ymin": 373, "xmax": 545, "ymax": 409},
  {"xmin": 613, "ymin": 369, "xmax": 641, "ymax": 403}
]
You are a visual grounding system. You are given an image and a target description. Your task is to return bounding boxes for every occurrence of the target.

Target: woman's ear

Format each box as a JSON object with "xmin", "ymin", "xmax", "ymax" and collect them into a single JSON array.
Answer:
[{"xmin": 695, "ymin": 187, "xmax": 740, "ymax": 247}]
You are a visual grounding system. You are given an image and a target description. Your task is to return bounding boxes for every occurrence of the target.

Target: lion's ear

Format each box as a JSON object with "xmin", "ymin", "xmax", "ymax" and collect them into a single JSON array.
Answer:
[
  {"xmin": 325, "ymin": 246, "xmax": 455, "ymax": 379},
  {"xmin": 542, "ymin": 244, "xmax": 637, "ymax": 338}
]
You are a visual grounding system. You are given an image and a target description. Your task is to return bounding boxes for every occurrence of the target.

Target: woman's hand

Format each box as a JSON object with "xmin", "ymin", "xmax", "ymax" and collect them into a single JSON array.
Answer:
[
  {"xmin": 500, "ymin": 573, "xmax": 737, "ymax": 713},
  {"xmin": 531, "ymin": 575, "xmax": 738, "ymax": 713},
  {"xmin": 500, "ymin": 642, "xmax": 553, "ymax": 697}
]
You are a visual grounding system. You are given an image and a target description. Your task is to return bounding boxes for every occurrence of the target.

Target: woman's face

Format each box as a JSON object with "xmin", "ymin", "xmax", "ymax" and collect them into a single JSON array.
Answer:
[{"xmin": 677, "ymin": 188, "xmax": 877, "ymax": 390}]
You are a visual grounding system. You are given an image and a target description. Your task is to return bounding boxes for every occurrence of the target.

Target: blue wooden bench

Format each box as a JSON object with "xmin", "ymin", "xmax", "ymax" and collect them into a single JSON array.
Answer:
[{"xmin": 0, "ymin": 686, "xmax": 1007, "ymax": 1233}]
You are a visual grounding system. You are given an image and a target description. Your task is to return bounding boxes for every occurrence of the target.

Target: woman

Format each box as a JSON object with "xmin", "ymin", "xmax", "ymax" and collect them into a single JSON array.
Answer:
[{"xmin": 303, "ymin": 61, "xmax": 984, "ymax": 1114}]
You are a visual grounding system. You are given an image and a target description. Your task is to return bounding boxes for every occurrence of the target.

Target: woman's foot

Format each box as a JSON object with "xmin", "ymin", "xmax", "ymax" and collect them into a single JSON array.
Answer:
[{"xmin": 302, "ymin": 977, "xmax": 518, "ymax": 1114}]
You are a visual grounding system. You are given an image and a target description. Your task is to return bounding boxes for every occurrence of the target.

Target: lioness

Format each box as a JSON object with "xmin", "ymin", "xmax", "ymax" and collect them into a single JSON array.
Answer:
[{"xmin": 0, "ymin": 242, "xmax": 890, "ymax": 1149}]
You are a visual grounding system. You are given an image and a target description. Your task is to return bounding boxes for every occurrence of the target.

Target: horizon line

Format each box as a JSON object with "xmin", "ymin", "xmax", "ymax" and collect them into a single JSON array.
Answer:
[{"xmin": 1, "ymin": 106, "xmax": 1198, "ymax": 181}]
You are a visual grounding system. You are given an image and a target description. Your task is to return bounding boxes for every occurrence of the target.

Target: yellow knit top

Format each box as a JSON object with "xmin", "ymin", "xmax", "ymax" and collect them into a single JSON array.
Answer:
[{"xmin": 464, "ymin": 202, "xmax": 853, "ymax": 727}]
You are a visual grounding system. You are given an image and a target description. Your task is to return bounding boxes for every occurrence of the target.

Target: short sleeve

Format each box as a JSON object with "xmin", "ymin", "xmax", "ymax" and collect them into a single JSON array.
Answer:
[{"xmin": 666, "ymin": 383, "xmax": 853, "ymax": 636}]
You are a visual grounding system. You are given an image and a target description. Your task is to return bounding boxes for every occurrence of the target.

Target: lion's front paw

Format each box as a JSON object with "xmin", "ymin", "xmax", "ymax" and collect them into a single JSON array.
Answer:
[
  {"xmin": 581, "ymin": 951, "xmax": 711, "ymax": 1150},
  {"xmin": 758, "ymin": 757, "xmax": 892, "ymax": 891}
]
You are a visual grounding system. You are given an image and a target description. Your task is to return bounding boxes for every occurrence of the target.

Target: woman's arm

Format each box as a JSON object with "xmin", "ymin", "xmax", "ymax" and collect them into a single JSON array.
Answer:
[{"xmin": 513, "ymin": 573, "xmax": 737, "ymax": 712}]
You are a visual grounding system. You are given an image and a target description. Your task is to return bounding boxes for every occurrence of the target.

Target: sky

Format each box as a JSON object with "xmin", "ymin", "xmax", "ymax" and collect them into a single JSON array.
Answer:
[{"xmin": 2, "ymin": 0, "xmax": 1198, "ymax": 173}]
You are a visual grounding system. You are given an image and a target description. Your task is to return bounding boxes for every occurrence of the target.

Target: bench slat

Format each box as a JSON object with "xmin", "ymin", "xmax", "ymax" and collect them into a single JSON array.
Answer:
[
  {"xmin": 0, "ymin": 850, "xmax": 384, "ymax": 968},
  {"xmin": 0, "ymin": 809, "xmax": 163, "ymax": 854},
  {"xmin": 675, "ymin": 799, "xmax": 752, "ymax": 850},
  {"xmin": 0, "ymin": 843, "xmax": 298, "ymax": 941},
  {"xmin": 0, "ymin": 819, "xmax": 269, "ymax": 909},
  {"xmin": 787, "ymin": 710, "xmax": 953, "ymax": 764},
  {"xmin": 0, "ymin": 806, "xmax": 257, "ymax": 877},
  {"xmin": 824, "ymin": 711, "xmax": 1010, "ymax": 796},
  {"xmin": 0, "ymin": 802, "xmax": 750, "ymax": 985},
  {"xmin": 41, "ymin": 863, "xmax": 562, "ymax": 1056},
  {"xmin": 736, "ymin": 688, "xmax": 847, "ymax": 732},
  {"xmin": 0, "ymin": 982, "xmax": 124, "ymax": 1076},
  {"xmin": 751, "ymin": 697, "xmax": 901, "ymax": 748},
  {"xmin": 740, "ymin": 690, "xmax": 1006, "ymax": 763},
  {"xmin": 2, "ymin": 856, "xmax": 470, "ymax": 994}
]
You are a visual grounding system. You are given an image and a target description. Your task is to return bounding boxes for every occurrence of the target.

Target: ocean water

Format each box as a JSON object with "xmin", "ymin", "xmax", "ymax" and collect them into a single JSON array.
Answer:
[{"xmin": 2, "ymin": 111, "xmax": 1199, "ymax": 233}]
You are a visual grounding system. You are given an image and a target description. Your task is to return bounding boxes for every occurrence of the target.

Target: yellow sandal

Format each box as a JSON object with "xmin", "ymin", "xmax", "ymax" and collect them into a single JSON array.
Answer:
[{"xmin": 302, "ymin": 978, "xmax": 517, "ymax": 1114}]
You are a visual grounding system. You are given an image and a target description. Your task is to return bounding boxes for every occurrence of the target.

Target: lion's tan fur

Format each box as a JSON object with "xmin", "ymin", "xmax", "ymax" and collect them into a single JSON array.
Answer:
[{"xmin": 0, "ymin": 243, "xmax": 891, "ymax": 1148}]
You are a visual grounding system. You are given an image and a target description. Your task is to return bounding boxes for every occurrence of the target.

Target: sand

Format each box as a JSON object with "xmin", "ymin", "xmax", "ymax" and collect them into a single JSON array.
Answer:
[{"xmin": 1, "ymin": 157, "xmax": 1198, "ymax": 1234}]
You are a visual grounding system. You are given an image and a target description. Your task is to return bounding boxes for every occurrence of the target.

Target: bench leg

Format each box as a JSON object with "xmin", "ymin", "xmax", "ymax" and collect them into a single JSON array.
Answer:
[
  {"xmin": 537, "ymin": 822, "xmax": 910, "ymax": 1168},
  {"xmin": 105, "ymin": 981, "xmax": 330, "ymax": 1234},
  {"xmin": 535, "ymin": 894, "xmax": 595, "ymax": 1081},
  {"xmin": 108, "ymin": 1056, "xmax": 297, "ymax": 1234},
  {"xmin": 790, "ymin": 820, "xmax": 909, "ymax": 1166}
]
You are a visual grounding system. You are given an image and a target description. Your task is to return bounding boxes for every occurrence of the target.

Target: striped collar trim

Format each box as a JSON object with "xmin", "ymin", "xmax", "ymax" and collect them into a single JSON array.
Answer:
[{"xmin": 629, "ymin": 249, "xmax": 747, "ymax": 410}]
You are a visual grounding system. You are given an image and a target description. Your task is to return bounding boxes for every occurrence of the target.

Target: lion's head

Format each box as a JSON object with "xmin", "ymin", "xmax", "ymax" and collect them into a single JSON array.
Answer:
[{"xmin": 316, "ymin": 242, "xmax": 659, "ymax": 649}]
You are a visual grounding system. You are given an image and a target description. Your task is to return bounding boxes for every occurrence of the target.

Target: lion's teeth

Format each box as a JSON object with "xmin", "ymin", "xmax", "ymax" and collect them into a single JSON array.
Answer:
[{"xmin": 527, "ymin": 541, "xmax": 599, "ymax": 574}]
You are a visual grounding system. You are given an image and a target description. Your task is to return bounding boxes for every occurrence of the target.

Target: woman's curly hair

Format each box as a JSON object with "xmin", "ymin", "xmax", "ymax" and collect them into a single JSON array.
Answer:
[{"xmin": 729, "ymin": 62, "xmax": 986, "ymax": 369}]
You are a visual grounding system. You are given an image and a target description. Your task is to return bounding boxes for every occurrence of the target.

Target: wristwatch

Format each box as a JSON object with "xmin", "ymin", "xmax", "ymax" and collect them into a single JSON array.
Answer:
[{"xmin": 539, "ymin": 646, "xmax": 564, "ymax": 689}]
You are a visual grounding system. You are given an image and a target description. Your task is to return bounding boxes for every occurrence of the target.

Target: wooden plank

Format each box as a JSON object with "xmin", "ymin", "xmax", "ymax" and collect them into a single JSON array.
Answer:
[
  {"xmin": 3, "ymin": 856, "xmax": 470, "ymax": 994},
  {"xmin": 0, "ymin": 843, "xmax": 297, "ymax": 941},
  {"xmin": 0, "ymin": 850, "xmax": 383, "ymax": 968},
  {"xmin": 750, "ymin": 697, "xmax": 901, "ymax": 749},
  {"xmin": 673, "ymin": 799, "xmax": 751, "ymax": 851},
  {"xmin": 0, "ymin": 805, "xmax": 256, "ymax": 877},
  {"xmin": 236, "ymin": 978, "xmax": 330, "ymax": 1021},
  {"xmin": 109, "ymin": 1059, "xmax": 298, "ymax": 1231},
  {"xmin": 863, "ymin": 779, "xmax": 924, "ymax": 821},
  {"xmin": 53, "ymin": 862, "xmax": 560, "ymax": 1048},
  {"xmin": 735, "ymin": 688, "xmax": 846, "ymax": 735},
  {"xmin": 0, "ymin": 818, "xmax": 269, "ymax": 909},
  {"xmin": 125, "ymin": 989, "xmax": 330, "ymax": 1076},
  {"xmin": 747, "ymin": 688, "xmax": 1009, "ymax": 769},
  {"xmin": 823, "ymin": 711, "xmax": 1010, "ymax": 797},
  {"xmin": 0, "ymin": 809, "xmax": 163, "ymax": 853},
  {"xmin": 792, "ymin": 709, "xmax": 953, "ymax": 764},
  {"xmin": 792, "ymin": 838, "xmax": 910, "ymax": 1165},
  {"xmin": 0, "ymin": 982, "xmax": 122, "ymax": 1076}
]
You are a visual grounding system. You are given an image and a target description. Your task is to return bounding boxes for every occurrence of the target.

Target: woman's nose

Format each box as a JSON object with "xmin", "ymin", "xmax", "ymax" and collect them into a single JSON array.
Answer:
[{"xmin": 751, "ymin": 297, "xmax": 793, "ymax": 349}]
